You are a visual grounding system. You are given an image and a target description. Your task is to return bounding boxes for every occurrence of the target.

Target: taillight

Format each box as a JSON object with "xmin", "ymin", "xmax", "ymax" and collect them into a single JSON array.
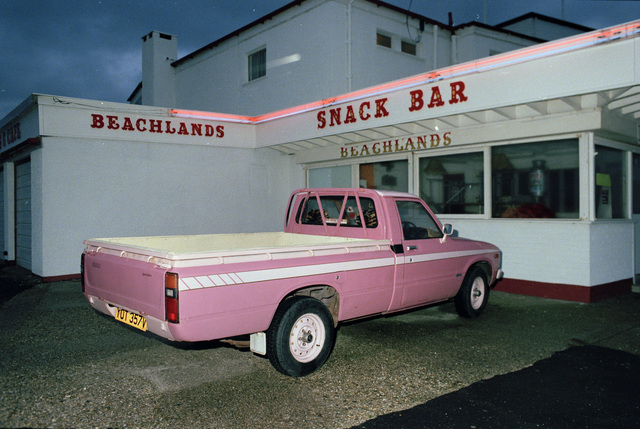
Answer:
[{"xmin": 165, "ymin": 272, "xmax": 179, "ymax": 323}]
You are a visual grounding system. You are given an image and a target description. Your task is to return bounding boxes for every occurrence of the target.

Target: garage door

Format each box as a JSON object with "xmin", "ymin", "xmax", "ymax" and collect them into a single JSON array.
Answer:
[
  {"xmin": 15, "ymin": 160, "xmax": 31, "ymax": 270},
  {"xmin": 0, "ymin": 169, "xmax": 4, "ymax": 261}
]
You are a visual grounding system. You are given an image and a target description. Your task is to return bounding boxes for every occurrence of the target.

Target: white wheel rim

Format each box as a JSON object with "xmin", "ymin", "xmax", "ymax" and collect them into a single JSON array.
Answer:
[
  {"xmin": 289, "ymin": 313, "xmax": 326, "ymax": 363},
  {"xmin": 470, "ymin": 277, "xmax": 486, "ymax": 310}
]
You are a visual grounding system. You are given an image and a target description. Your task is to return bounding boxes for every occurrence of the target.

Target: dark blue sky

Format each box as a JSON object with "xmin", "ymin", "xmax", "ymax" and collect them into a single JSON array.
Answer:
[{"xmin": 1, "ymin": 0, "xmax": 639, "ymax": 120}]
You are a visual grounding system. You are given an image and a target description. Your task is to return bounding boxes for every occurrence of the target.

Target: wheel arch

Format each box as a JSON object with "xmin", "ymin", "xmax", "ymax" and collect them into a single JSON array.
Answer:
[
  {"xmin": 285, "ymin": 285, "xmax": 340, "ymax": 328},
  {"xmin": 466, "ymin": 260, "xmax": 493, "ymax": 285}
]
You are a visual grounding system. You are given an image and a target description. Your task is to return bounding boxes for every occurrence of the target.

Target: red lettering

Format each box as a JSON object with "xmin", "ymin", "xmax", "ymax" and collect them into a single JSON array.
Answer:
[
  {"xmin": 122, "ymin": 117, "xmax": 134, "ymax": 131},
  {"xmin": 136, "ymin": 118, "xmax": 147, "ymax": 132},
  {"xmin": 428, "ymin": 86, "xmax": 444, "ymax": 108},
  {"xmin": 330, "ymin": 108, "xmax": 341, "ymax": 127},
  {"xmin": 204, "ymin": 124, "xmax": 214, "ymax": 137},
  {"xmin": 165, "ymin": 121, "xmax": 176, "ymax": 134},
  {"xmin": 177, "ymin": 122, "xmax": 189, "ymax": 135},
  {"xmin": 216, "ymin": 125, "xmax": 225, "ymax": 138},
  {"xmin": 149, "ymin": 119, "xmax": 162, "ymax": 133},
  {"xmin": 90, "ymin": 114, "xmax": 104, "ymax": 129},
  {"xmin": 359, "ymin": 102, "xmax": 371, "ymax": 120},
  {"xmin": 449, "ymin": 81, "xmax": 468, "ymax": 104},
  {"xmin": 350, "ymin": 147, "xmax": 358, "ymax": 157},
  {"xmin": 107, "ymin": 115, "xmax": 120, "ymax": 130},
  {"xmin": 409, "ymin": 90, "xmax": 424, "ymax": 112},
  {"xmin": 317, "ymin": 111, "xmax": 326, "ymax": 129},
  {"xmin": 344, "ymin": 106, "xmax": 356, "ymax": 124},
  {"xmin": 375, "ymin": 98, "xmax": 389, "ymax": 118},
  {"xmin": 191, "ymin": 123, "xmax": 202, "ymax": 136}
]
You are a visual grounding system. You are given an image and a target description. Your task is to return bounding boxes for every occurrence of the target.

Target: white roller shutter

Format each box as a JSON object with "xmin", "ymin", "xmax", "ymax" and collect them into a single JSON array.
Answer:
[{"xmin": 15, "ymin": 160, "xmax": 31, "ymax": 270}]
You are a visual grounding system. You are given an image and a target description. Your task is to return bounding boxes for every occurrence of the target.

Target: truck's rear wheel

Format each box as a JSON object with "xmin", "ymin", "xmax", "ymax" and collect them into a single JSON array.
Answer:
[
  {"xmin": 266, "ymin": 296, "xmax": 335, "ymax": 377},
  {"xmin": 455, "ymin": 266, "xmax": 489, "ymax": 318}
]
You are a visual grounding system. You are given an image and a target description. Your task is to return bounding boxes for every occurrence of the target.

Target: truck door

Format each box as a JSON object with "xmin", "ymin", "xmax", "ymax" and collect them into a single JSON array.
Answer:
[{"xmin": 395, "ymin": 199, "xmax": 460, "ymax": 307}]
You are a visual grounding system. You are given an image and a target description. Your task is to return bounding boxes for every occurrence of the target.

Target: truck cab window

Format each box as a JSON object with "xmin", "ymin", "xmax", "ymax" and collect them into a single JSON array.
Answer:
[
  {"xmin": 396, "ymin": 200, "xmax": 443, "ymax": 240},
  {"xmin": 299, "ymin": 195, "xmax": 378, "ymax": 228}
]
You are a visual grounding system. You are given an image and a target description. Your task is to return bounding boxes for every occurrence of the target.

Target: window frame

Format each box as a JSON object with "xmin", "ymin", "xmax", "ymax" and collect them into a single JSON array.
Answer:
[{"xmin": 248, "ymin": 47, "xmax": 267, "ymax": 82}]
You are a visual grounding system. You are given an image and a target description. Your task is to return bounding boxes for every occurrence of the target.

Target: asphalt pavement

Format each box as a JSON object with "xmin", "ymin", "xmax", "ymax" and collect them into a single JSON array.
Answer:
[{"xmin": 1, "ymin": 263, "xmax": 639, "ymax": 428}]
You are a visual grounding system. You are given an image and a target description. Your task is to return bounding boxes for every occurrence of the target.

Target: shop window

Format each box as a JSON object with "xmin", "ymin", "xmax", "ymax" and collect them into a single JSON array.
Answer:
[
  {"xmin": 359, "ymin": 160, "xmax": 408, "ymax": 192},
  {"xmin": 308, "ymin": 165, "xmax": 351, "ymax": 188},
  {"xmin": 419, "ymin": 152, "xmax": 483, "ymax": 215},
  {"xmin": 299, "ymin": 195, "xmax": 378, "ymax": 228},
  {"xmin": 595, "ymin": 145, "xmax": 628, "ymax": 219},
  {"xmin": 401, "ymin": 40, "xmax": 417, "ymax": 56},
  {"xmin": 248, "ymin": 47, "xmax": 266, "ymax": 81},
  {"xmin": 376, "ymin": 32, "xmax": 392, "ymax": 48},
  {"xmin": 492, "ymin": 139, "xmax": 579, "ymax": 219},
  {"xmin": 396, "ymin": 200, "xmax": 443, "ymax": 240}
]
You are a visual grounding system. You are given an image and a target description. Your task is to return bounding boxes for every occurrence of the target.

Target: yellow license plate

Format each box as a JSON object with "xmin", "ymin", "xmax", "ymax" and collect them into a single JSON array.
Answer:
[{"xmin": 115, "ymin": 307, "xmax": 147, "ymax": 331}]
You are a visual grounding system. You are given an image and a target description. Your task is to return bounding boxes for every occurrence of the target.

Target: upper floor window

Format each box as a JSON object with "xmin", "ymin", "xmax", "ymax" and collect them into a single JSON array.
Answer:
[
  {"xmin": 401, "ymin": 40, "xmax": 417, "ymax": 56},
  {"xmin": 248, "ymin": 47, "xmax": 266, "ymax": 81},
  {"xmin": 376, "ymin": 32, "xmax": 392, "ymax": 48}
]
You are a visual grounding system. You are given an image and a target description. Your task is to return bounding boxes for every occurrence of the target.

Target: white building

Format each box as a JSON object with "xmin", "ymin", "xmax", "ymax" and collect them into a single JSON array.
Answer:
[
  {"xmin": 1, "ymin": 0, "xmax": 639, "ymax": 302},
  {"xmin": 127, "ymin": 1, "xmax": 590, "ymax": 116}
]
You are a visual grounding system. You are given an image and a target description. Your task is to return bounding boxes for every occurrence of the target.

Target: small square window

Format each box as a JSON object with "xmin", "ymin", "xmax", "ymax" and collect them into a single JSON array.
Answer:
[
  {"xmin": 401, "ymin": 40, "xmax": 417, "ymax": 56},
  {"xmin": 376, "ymin": 33, "xmax": 392, "ymax": 48},
  {"xmin": 248, "ymin": 48, "xmax": 266, "ymax": 81}
]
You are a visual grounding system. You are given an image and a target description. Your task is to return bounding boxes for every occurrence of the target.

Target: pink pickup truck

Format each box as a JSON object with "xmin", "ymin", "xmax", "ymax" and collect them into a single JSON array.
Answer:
[{"xmin": 82, "ymin": 188, "xmax": 502, "ymax": 376}]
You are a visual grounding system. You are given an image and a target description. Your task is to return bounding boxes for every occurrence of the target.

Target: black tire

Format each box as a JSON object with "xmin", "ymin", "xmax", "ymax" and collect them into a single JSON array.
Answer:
[
  {"xmin": 266, "ymin": 296, "xmax": 335, "ymax": 377},
  {"xmin": 455, "ymin": 266, "xmax": 489, "ymax": 318}
]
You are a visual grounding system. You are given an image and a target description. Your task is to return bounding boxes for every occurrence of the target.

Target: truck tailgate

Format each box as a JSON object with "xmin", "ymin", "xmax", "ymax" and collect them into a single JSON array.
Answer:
[{"xmin": 83, "ymin": 250, "xmax": 167, "ymax": 320}]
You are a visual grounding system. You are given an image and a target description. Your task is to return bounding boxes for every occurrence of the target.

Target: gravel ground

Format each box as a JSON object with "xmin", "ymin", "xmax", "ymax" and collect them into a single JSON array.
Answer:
[{"xmin": 1, "ymin": 275, "xmax": 639, "ymax": 428}]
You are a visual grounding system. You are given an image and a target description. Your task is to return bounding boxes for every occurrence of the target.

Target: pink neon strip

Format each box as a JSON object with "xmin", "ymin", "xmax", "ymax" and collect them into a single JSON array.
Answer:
[{"xmin": 171, "ymin": 20, "xmax": 640, "ymax": 124}]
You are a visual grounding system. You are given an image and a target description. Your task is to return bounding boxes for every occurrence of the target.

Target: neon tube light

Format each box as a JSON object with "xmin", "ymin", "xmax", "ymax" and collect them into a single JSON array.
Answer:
[{"xmin": 172, "ymin": 20, "xmax": 640, "ymax": 124}]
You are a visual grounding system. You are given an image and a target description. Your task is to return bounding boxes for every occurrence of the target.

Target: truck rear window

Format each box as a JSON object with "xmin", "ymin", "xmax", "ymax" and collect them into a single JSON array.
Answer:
[{"xmin": 300, "ymin": 196, "xmax": 378, "ymax": 228}]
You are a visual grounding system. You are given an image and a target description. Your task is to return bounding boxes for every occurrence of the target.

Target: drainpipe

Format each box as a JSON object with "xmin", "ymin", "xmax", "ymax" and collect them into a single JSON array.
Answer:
[
  {"xmin": 433, "ymin": 24, "xmax": 438, "ymax": 70},
  {"xmin": 346, "ymin": 0, "xmax": 355, "ymax": 92}
]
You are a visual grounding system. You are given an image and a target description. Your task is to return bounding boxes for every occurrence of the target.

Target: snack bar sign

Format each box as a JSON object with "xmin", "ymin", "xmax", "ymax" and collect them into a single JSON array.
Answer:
[
  {"xmin": 318, "ymin": 81, "xmax": 467, "ymax": 130},
  {"xmin": 318, "ymin": 80, "xmax": 468, "ymax": 159}
]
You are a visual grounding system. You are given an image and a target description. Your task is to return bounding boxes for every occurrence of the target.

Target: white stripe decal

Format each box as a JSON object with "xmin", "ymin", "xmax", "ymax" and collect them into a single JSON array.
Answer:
[
  {"xmin": 209, "ymin": 275, "xmax": 226, "ymax": 286},
  {"xmin": 181, "ymin": 277, "xmax": 203, "ymax": 290},
  {"xmin": 179, "ymin": 249, "xmax": 495, "ymax": 290},
  {"xmin": 196, "ymin": 276, "xmax": 215, "ymax": 287},
  {"xmin": 236, "ymin": 257, "xmax": 396, "ymax": 284}
]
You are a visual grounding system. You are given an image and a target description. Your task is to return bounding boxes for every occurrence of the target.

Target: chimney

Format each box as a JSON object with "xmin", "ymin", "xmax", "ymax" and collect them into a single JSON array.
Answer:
[{"xmin": 141, "ymin": 31, "xmax": 177, "ymax": 108}]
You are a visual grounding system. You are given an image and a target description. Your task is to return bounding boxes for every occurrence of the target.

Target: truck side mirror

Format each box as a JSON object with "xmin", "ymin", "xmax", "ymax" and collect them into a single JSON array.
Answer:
[{"xmin": 440, "ymin": 223, "xmax": 453, "ymax": 244}]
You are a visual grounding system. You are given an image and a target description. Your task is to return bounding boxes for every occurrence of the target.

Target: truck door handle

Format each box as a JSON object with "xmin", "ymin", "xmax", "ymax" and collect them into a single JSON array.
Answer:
[{"xmin": 407, "ymin": 245, "xmax": 418, "ymax": 250}]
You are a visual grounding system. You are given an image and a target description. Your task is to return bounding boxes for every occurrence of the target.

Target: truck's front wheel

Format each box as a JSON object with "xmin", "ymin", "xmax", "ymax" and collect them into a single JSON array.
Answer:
[
  {"xmin": 266, "ymin": 296, "xmax": 335, "ymax": 377},
  {"xmin": 455, "ymin": 266, "xmax": 489, "ymax": 318}
]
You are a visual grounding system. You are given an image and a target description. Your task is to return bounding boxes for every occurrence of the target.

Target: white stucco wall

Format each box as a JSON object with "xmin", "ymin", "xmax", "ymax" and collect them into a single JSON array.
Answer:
[
  {"xmin": 31, "ymin": 136, "xmax": 301, "ymax": 278},
  {"xmin": 440, "ymin": 218, "xmax": 634, "ymax": 287}
]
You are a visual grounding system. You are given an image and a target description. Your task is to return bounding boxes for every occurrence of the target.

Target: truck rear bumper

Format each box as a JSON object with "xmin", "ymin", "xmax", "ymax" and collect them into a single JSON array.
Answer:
[{"xmin": 85, "ymin": 294, "xmax": 176, "ymax": 341}]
